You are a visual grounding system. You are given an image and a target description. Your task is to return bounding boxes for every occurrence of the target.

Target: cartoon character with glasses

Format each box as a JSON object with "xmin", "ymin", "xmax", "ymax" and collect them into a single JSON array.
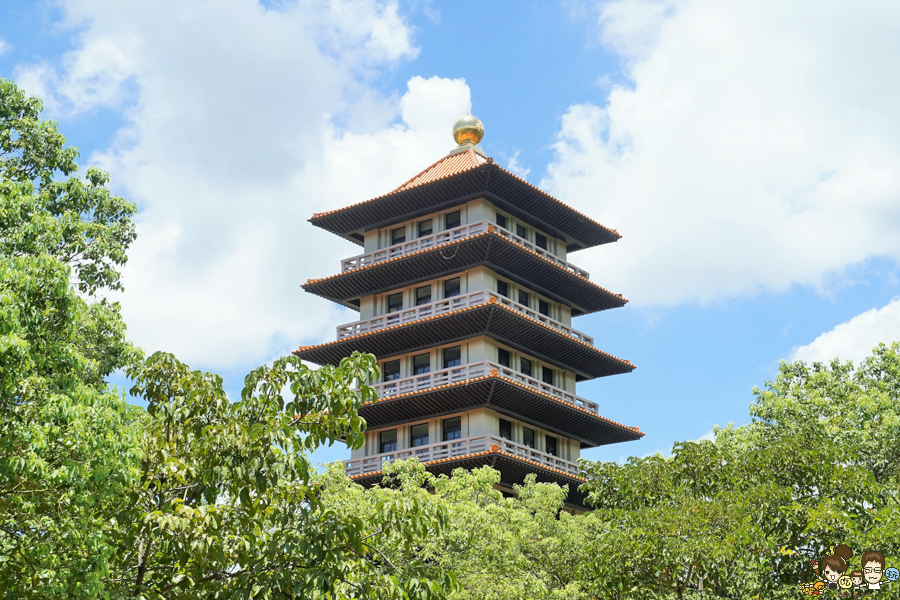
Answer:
[{"xmin": 861, "ymin": 550, "xmax": 897, "ymax": 592}]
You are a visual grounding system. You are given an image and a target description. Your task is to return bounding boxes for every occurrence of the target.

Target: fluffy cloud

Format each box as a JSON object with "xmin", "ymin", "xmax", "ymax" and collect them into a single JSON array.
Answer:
[
  {"xmin": 17, "ymin": 0, "xmax": 470, "ymax": 369},
  {"xmin": 545, "ymin": 0, "xmax": 900, "ymax": 306},
  {"xmin": 789, "ymin": 298, "xmax": 900, "ymax": 365}
]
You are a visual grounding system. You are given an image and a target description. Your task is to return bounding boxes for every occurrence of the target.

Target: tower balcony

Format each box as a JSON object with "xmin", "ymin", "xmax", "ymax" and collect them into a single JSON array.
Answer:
[
  {"xmin": 374, "ymin": 360, "xmax": 598, "ymax": 412},
  {"xmin": 358, "ymin": 360, "xmax": 642, "ymax": 447},
  {"xmin": 343, "ymin": 434, "xmax": 590, "ymax": 508},
  {"xmin": 295, "ymin": 290, "xmax": 634, "ymax": 380},
  {"xmin": 341, "ymin": 221, "xmax": 589, "ymax": 278},
  {"xmin": 303, "ymin": 221, "xmax": 625, "ymax": 316},
  {"xmin": 344, "ymin": 434, "xmax": 578, "ymax": 478},
  {"xmin": 336, "ymin": 290, "xmax": 594, "ymax": 344}
]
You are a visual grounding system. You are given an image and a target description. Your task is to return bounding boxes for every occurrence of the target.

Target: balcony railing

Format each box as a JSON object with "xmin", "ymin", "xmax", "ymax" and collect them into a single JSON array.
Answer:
[
  {"xmin": 372, "ymin": 360, "xmax": 599, "ymax": 414},
  {"xmin": 340, "ymin": 220, "xmax": 590, "ymax": 280},
  {"xmin": 336, "ymin": 290, "xmax": 594, "ymax": 345},
  {"xmin": 343, "ymin": 434, "xmax": 580, "ymax": 478}
]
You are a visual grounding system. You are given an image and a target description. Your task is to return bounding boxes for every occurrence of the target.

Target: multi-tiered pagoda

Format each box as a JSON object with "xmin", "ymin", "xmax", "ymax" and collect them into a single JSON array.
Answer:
[{"xmin": 295, "ymin": 115, "xmax": 642, "ymax": 510}]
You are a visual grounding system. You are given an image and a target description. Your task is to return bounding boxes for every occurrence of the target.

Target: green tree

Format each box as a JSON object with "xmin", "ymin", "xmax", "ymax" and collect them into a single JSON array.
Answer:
[
  {"xmin": 0, "ymin": 78, "xmax": 143, "ymax": 597},
  {"xmin": 577, "ymin": 344, "xmax": 900, "ymax": 599},
  {"xmin": 103, "ymin": 351, "xmax": 455, "ymax": 599}
]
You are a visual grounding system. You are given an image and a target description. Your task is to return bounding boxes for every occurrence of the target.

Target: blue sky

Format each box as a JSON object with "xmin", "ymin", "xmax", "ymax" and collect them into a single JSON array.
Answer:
[{"xmin": 3, "ymin": 0, "xmax": 900, "ymax": 466}]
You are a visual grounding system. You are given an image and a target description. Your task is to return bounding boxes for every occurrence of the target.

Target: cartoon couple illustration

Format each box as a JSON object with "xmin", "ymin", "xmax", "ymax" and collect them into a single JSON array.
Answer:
[{"xmin": 808, "ymin": 545, "xmax": 898, "ymax": 595}]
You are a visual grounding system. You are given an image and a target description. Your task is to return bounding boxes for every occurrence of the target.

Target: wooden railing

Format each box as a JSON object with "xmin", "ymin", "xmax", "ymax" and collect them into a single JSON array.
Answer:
[
  {"xmin": 339, "ymin": 220, "xmax": 590, "ymax": 280},
  {"xmin": 343, "ymin": 434, "xmax": 579, "ymax": 478},
  {"xmin": 372, "ymin": 360, "xmax": 599, "ymax": 414},
  {"xmin": 336, "ymin": 290, "xmax": 594, "ymax": 345}
]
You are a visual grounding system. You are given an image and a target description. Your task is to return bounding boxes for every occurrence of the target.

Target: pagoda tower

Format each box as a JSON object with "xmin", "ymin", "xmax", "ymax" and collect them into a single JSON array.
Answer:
[{"xmin": 295, "ymin": 115, "xmax": 642, "ymax": 510}]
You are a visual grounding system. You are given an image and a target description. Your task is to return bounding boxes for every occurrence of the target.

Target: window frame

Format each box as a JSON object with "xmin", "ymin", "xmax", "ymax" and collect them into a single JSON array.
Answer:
[
  {"xmin": 443, "ymin": 346, "xmax": 462, "ymax": 369},
  {"xmin": 412, "ymin": 353, "xmax": 431, "ymax": 375},
  {"xmin": 497, "ymin": 280, "xmax": 509, "ymax": 297},
  {"xmin": 379, "ymin": 429, "xmax": 397, "ymax": 453},
  {"xmin": 535, "ymin": 232, "xmax": 548, "ymax": 250},
  {"xmin": 538, "ymin": 299, "xmax": 550, "ymax": 317},
  {"xmin": 418, "ymin": 219, "xmax": 433, "ymax": 237},
  {"xmin": 520, "ymin": 357, "xmax": 532, "ymax": 377},
  {"xmin": 444, "ymin": 210, "xmax": 461, "ymax": 230},
  {"xmin": 442, "ymin": 417, "xmax": 462, "ymax": 441},
  {"xmin": 516, "ymin": 224, "xmax": 527, "ymax": 239},
  {"xmin": 383, "ymin": 359, "xmax": 400, "ymax": 382},
  {"xmin": 522, "ymin": 427, "xmax": 535, "ymax": 449},
  {"xmin": 496, "ymin": 213, "xmax": 507, "ymax": 229},
  {"xmin": 542, "ymin": 366, "xmax": 553, "ymax": 385},
  {"xmin": 410, "ymin": 423, "xmax": 430, "ymax": 448},
  {"xmin": 518, "ymin": 290, "xmax": 529, "ymax": 307},
  {"xmin": 391, "ymin": 226, "xmax": 406, "ymax": 245},
  {"xmin": 498, "ymin": 348, "xmax": 511, "ymax": 368},
  {"xmin": 545, "ymin": 434, "xmax": 558, "ymax": 457},
  {"xmin": 415, "ymin": 285, "xmax": 432, "ymax": 306},
  {"xmin": 386, "ymin": 292, "xmax": 403, "ymax": 313},
  {"xmin": 499, "ymin": 418, "xmax": 512, "ymax": 440},
  {"xmin": 444, "ymin": 277, "xmax": 461, "ymax": 298}
]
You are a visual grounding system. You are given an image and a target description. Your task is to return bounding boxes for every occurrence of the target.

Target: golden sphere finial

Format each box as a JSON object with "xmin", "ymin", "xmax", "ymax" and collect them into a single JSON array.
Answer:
[{"xmin": 452, "ymin": 114, "xmax": 484, "ymax": 146}]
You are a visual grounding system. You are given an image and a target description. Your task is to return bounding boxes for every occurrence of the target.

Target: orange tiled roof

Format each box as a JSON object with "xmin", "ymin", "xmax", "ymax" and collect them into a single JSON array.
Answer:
[
  {"xmin": 358, "ymin": 372, "xmax": 643, "ymax": 435},
  {"xmin": 309, "ymin": 150, "xmax": 621, "ymax": 241},
  {"xmin": 349, "ymin": 446, "xmax": 588, "ymax": 482},
  {"xmin": 303, "ymin": 227, "xmax": 628, "ymax": 303},
  {"xmin": 293, "ymin": 298, "xmax": 635, "ymax": 369},
  {"xmin": 391, "ymin": 147, "xmax": 489, "ymax": 193}
]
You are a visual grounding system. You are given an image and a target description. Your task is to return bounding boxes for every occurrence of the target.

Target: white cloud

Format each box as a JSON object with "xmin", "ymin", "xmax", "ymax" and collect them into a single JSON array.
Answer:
[
  {"xmin": 500, "ymin": 149, "xmax": 530, "ymax": 180},
  {"xmin": 789, "ymin": 298, "xmax": 900, "ymax": 365},
  {"xmin": 18, "ymin": 0, "xmax": 470, "ymax": 370},
  {"xmin": 0, "ymin": 39, "xmax": 8, "ymax": 56},
  {"xmin": 543, "ymin": 0, "xmax": 900, "ymax": 307}
]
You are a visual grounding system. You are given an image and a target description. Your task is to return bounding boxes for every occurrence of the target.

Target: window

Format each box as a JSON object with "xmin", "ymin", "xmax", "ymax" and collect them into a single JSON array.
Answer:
[
  {"xmin": 413, "ymin": 353, "xmax": 430, "ymax": 375},
  {"xmin": 535, "ymin": 232, "xmax": 548, "ymax": 250},
  {"xmin": 445, "ymin": 210, "xmax": 461, "ymax": 230},
  {"xmin": 387, "ymin": 292, "xmax": 403, "ymax": 313},
  {"xmin": 518, "ymin": 290, "xmax": 529, "ymax": 307},
  {"xmin": 497, "ymin": 280, "xmax": 509, "ymax": 297},
  {"xmin": 444, "ymin": 277, "xmax": 460, "ymax": 298},
  {"xmin": 443, "ymin": 346, "xmax": 461, "ymax": 369},
  {"xmin": 522, "ymin": 427, "xmax": 535, "ymax": 449},
  {"xmin": 498, "ymin": 348, "xmax": 510, "ymax": 368},
  {"xmin": 496, "ymin": 213, "xmax": 507, "ymax": 229},
  {"xmin": 539, "ymin": 299, "xmax": 550, "ymax": 317},
  {"xmin": 379, "ymin": 429, "xmax": 397, "ymax": 453},
  {"xmin": 443, "ymin": 417, "xmax": 461, "ymax": 441},
  {"xmin": 545, "ymin": 435, "xmax": 558, "ymax": 456},
  {"xmin": 520, "ymin": 358, "xmax": 532, "ymax": 377},
  {"xmin": 542, "ymin": 366, "xmax": 553, "ymax": 385},
  {"xmin": 383, "ymin": 360, "xmax": 400, "ymax": 382},
  {"xmin": 516, "ymin": 224, "xmax": 527, "ymax": 239},
  {"xmin": 410, "ymin": 423, "xmax": 429, "ymax": 447},
  {"xmin": 391, "ymin": 226, "xmax": 406, "ymax": 245},
  {"xmin": 418, "ymin": 219, "xmax": 433, "ymax": 237},
  {"xmin": 499, "ymin": 418, "xmax": 512, "ymax": 440},
  {"xmin": 415, "ymin": 285, "xmax": 432, "ymax": 306}
]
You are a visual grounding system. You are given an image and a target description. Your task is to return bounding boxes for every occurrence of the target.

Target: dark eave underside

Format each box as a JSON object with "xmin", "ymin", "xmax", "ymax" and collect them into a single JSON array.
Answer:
[
  {"xmin": 294, "ymin": 304, "xmax": 634, "ymax": 381},
  {"xmin": 351, "ymin": 452, "xmax": 590, "ymax": 509},
  {"xmin": 310, "ymin": 165, "xmax": 620, "ymax": 252},
  {"xmin": 303, "ymin": 233, "xmax": 626, "ymax": 316},
  {"xmin": 358, "ymin": 377, "xmax": 641, "ymax": 447}
]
